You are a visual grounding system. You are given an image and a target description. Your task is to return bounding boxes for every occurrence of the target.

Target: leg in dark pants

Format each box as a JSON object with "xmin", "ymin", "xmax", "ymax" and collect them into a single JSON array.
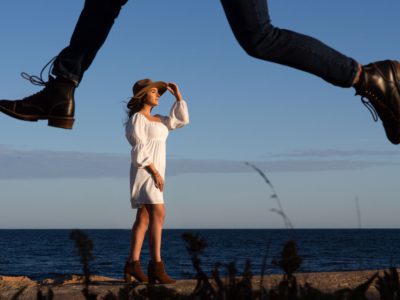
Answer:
[
  {"xmin": 220, "ymin": 0, "xmax": 358, "ymax": 87},
  {"xmin": 0, "ymin": 0, "xmax": 128, "ymax": 129},
  {"xmin": 220, "ymin": 0, "xmax": 400, "ymax": 144},
  {"xmin": 53, "ymin": 0, "xmax": 128, "ymax": 84}
]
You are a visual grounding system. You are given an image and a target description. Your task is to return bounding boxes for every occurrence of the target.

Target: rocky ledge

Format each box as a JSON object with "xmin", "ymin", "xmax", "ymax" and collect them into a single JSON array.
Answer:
[{"xmin": 0, "ymin": 269, "xmax": 394, "ymax": 299}]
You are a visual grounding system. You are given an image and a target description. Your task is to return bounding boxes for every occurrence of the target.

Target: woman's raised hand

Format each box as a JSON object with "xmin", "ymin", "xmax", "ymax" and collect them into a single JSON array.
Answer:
[{"xmin": 167, "ymin": 82, "xmax": 183, "ymax": 101}]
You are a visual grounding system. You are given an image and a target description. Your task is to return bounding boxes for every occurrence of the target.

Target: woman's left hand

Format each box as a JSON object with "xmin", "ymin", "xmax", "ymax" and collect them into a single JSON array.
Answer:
[{"xmin": 167, "ymin": 82, "xmax": 183, "ymax": 101}]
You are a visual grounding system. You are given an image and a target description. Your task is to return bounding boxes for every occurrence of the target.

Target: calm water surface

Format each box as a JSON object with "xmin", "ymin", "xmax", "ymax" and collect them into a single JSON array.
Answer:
[{"xmin": 0, "ymin": 229, "xmax": 399, "ymax": 280}]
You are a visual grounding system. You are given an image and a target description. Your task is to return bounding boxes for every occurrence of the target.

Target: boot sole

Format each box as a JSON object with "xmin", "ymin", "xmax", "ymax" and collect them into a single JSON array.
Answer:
[
  {"xmin": 48, "ymin": 117, "xmax": 74, "ymax": 130},
  {"xmin": 148, "ymin": 275, "xmax": 176, "ymax": 284},
  {"xmin": 124, "ymin": 273, "xmax": 136, "ymax": 284},
  {"xmin": 0, "ymin": 106, "xmax": 74, "ymax": 129}
]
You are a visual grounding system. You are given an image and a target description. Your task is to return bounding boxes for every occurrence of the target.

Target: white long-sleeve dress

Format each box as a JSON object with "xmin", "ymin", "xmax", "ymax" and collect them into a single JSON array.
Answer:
[{"xmin": 125, "ymin": 100, "xmax": 189, "ymax": 209}]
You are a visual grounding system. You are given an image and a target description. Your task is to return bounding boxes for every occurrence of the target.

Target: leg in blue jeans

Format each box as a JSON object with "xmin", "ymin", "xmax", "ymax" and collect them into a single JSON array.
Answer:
[
  {"xmin": 0, "ymin": 0, "xmax": 128, "ymax": 129},
  {"xmin": 220, "ymin": 0, "xmax": 359, "ymax": 88},
  {"xmin": 52, "ymin": 0, "xmax": 128, "ymax": 84},
  {"xmin": 220, "ymin": 0, "xmax": 400, "ymax": 143},
  {"xmin": 1, "ymin": 0, "xmax": 400, "ymax": 144}
]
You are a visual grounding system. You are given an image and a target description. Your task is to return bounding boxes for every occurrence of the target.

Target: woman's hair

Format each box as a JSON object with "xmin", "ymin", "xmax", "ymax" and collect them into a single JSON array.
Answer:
[
  {"xmin": 125, "ymin": 92, "xmax": 155, "ymax": 125},
  {"xmin": 127, "ymin": 94, "xmax": 146, "ymax": 119}
]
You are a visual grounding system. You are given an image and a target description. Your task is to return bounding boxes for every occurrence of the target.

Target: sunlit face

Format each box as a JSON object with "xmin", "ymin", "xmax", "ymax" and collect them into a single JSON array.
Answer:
[{"xmin": 144, "ymin": 88, "xmax": 160, "ymax": 107}]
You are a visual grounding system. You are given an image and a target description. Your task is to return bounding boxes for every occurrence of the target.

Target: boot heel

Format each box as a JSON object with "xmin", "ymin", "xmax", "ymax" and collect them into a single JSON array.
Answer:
[
  {"xmin": 147, "ymin": 260, "xmax": 176, "ymax": 284},
  {"xmin": 124, "ymin": 261, "xmax": 148, "ymax": 283},
  {"xmin": 48, "ymin": 117, "xmax": 75, "ymax": 129},
  {"xmin": 148, "ymin": 273, "xmax": 157, "ymax": 284},
  {"xmin": 124, "ymin": 272, "xmax": 135, "ymax": 284}
]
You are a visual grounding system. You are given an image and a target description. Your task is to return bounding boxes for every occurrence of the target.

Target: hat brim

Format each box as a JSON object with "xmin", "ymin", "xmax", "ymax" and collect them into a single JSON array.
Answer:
[{"xmin": 133, "ymin": 81, "xmax": 168, "ymax": 100}]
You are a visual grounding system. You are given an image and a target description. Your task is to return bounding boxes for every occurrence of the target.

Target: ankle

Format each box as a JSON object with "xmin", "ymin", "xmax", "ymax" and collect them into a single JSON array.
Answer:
[
  {"xmin": 127, "ymin": 257, "xmax": 140, "ymax": 263},
  {"xmin": 352, "ymin": 64, "xmax": 363, "ymax": 87}
]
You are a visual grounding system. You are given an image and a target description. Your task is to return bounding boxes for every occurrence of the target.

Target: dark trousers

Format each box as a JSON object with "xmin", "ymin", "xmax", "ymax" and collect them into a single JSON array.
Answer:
[
  {"xmin": 52, "ymin": 0, "xmax": 128, "ymax": 84},
  {"xmin": 220, "ymin": 0, "xmax": 358, "ymax": 87},
  {"xmin": 53, "ymin": 0, "xmax": 358, "ymax": 88}
]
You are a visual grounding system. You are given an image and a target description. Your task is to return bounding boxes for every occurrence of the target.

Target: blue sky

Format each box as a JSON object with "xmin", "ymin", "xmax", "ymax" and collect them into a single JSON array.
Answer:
[{"xmin": 1, "ymin": 1, "xmax": 400, "ymax": 228}]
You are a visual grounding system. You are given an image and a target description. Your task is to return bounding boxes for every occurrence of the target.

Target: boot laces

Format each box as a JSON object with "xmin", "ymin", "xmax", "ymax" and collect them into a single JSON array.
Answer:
[
  {"xmin": 361, "ymin": 96, "xmax": 378, "ymax": 122},
  {"xmin": 356, "ymin": 87, "xmax": 379, "ymax": 122},
  {"xmin": 20, "ymin": 57, "xmax": 56, "ymax": 87}
]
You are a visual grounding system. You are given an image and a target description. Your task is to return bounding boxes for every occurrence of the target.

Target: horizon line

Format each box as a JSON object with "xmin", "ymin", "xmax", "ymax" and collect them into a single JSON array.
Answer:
[{"xmin": 1, "ymin": 227, "xmax": 399, "ymax": 230}]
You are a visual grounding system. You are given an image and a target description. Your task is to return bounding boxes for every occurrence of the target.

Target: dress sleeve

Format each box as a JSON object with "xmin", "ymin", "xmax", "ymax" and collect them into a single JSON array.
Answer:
[
  {"xmin": 125, "ymin": 113, "xmax": 152, "ymax": 168},
  {"xmin": 159, "ymin": 100, "xmax": 190, "ymax": 130}
]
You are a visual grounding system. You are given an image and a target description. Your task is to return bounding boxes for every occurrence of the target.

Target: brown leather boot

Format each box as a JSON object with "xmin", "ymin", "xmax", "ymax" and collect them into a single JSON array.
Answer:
[
  {"xmin": 147, "ymin": 260, "xmax": 176, "ymax": 284},
  {"xmin": 124, "ymin": 260, "xmax": 148, "ymax": 283},
  {"xmin": 354, "ymin": 60, "xmax": 400, "ymax": 144},
  {"xmin": 0, "ymin": 76, "xmax": 75, "ymax": 129}
]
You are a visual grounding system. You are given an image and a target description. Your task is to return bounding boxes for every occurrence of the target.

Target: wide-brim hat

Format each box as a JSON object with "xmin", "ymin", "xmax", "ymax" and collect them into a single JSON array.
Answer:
[
  {"xmin": 131, "ymin": 78, "xmax": 167, "ymax": 100},
  {"xmin": 127, "ymin": 78, "xmax": 168, "ymax": 110}
]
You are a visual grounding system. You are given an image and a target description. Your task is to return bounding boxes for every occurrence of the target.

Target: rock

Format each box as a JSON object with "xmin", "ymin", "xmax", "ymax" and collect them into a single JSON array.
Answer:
[
  {"xmin": 1, "ymin": 269, "xmax": 396, "ymax": 299},
  {"xmin": 41, "ymin": 278, "xmax": 54, "ymax": 285},
  {"xmin": 0, "ymin": 276, "xmax": 38, "ymax": 300},
  {"xmin": 0, "ymin": 275, "xmax": 36, "ymax": 287},
  {"xmin": 40, "ymin": 274, "xmax": 119, "ymax": 285},
  {"xmin": 61, "ymin": 274, "xmax": 119, "ymax": 285}
]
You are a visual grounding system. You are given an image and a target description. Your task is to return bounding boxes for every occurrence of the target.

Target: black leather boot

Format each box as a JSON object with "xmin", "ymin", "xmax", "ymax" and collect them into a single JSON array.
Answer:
[
  {"xmin": 0, "ymin": 76, "xmax": 75, "ymax": 129},
  {"xmin": 355, "ymin": 60, "xmax": 400, "ymax": 144}
]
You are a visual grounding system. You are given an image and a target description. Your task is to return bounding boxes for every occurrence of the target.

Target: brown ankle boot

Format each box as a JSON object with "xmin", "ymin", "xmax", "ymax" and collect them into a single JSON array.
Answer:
[
  {"xmin": 124, "ymin": 261, "xmax": 148, "ymax": 283},
  {"xmin": 0, "ymin": 76, "xmax": 75, "ymax": 129},
  {"xmin": 354, "ymin": 60, "xmax": 400, "ymax": 144},
  {"xmin": 147, "ymin": 260, "xmax": 176, "ymax": 284}
]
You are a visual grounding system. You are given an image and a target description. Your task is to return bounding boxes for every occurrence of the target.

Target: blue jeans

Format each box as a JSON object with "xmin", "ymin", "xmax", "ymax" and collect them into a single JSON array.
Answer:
[
  {"xmin": 220, "ymin": 0, "xmax": 359, "ymax": 88},
  {"xmin": 52, "ymin": 0, "xmax": 127, "ymax": 84},
  {"xmin": 53, "ymin": 0, "xmax": 358, "ymax": 88}
]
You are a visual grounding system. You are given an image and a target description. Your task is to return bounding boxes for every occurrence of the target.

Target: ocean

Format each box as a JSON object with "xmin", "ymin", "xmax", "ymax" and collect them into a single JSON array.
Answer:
[{"xmin": 0, "ymin": 229, "xmax": 399, "ymax": 281}]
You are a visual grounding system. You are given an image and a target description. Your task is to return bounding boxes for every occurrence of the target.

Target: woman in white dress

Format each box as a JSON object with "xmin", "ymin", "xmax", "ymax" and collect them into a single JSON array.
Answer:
[{"xmin": 124, "ymin": 78, "xmax": 189, "ymax": 284}]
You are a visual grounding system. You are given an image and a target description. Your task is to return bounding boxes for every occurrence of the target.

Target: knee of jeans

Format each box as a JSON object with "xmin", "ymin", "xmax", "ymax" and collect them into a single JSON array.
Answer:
[
  {"xmin": 85, "ymin": 0, "xmax": 127, "ymax": 18},
  {"xmin": 236, "ymin": 24, "xmax": 277, "ymax": 59},
  {"xmin": 109, "ymin": 0, "xmax": 127, "ymax": 14}
]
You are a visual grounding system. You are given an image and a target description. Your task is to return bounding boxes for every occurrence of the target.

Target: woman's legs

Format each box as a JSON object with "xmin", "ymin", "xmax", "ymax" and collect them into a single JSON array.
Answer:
[
  {"xmin": 127, "ymin": 203, "xmax": 165, "ymax": 262},
  {"xmin": 128, "ymin": 206, "xmax": 149, "ymax": 262},
  {"xmin": 144, "ymin": 204, "xmax": 175, "ymax": 284},
  {"xmin": 145, "ymin": 204, "xmax": 165, "ymax": 262}
]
